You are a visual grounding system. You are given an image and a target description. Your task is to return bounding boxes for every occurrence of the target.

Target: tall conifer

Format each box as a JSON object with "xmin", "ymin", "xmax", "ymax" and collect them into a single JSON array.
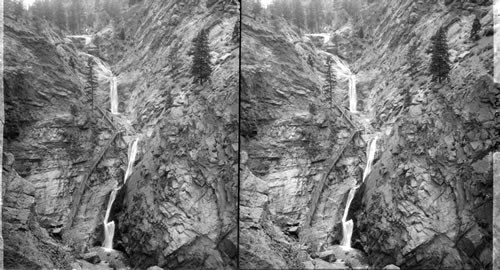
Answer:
[
  {"xmin": 191, "ymin": 29, "xmax": 212, "ymax": 85},
  {"xmin": 429, "ymin": 27, "xmax": 451, "ymax": 83}
]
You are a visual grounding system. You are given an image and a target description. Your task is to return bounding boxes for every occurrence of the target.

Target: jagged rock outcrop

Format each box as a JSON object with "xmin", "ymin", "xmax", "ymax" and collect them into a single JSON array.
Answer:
[
  {"xmin": 106, "ymin": 0, "xmax": 239, "ymax": 268},
  {"xmin": 240, "ymin": 15, "xmax": 366, "ymax": 268},
  {"xmin": 345, "ymin": 1, "xmax": 496, "ymax": 269},
  {"xmin": 3, "ymin": 13, "xmax": 128, "ymax": 269},
  {"xmin": 3, "ymin": 0, "xmax": 238, "ymax": 269},
  {"xmin": 241, "ymin": 1, "xmax": 496, "ymax": 269},
  {"xmin": 3, "ymin": 153, "xmax": 74, "ymax": 269}
]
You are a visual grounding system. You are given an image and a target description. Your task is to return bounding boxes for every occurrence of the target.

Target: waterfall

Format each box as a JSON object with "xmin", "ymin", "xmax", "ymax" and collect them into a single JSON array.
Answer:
[
  {"xmin": 110, "ymin": 76, "xmax": 119, "ymax": 114},
  {"xmin": 102, "ymin": 189, "xmax": 117, "ymax": 249},
  {"xmin": 340, "ymin": 137, "xmax": 378, "ymax": 248},
  {"xmin": 330, "ymin": 57, "xmax": 357, "ymax": 113},
  {"xmin": 78, "ymin": 52, "xmax": 119, "ymax": 113},
  {"xmin": 102, "ymin": 138, "xmax": 140, "ymax": 250},
  {"xmin": 340, "ymin": 187, "xmax": 357, "ymax": 247},
  {"xmin": 362, "ymin": 137, "xmax": 378, "ymax": 182},
  {"xmin": 124, "ymin": 138, "xmax": 139, "ymax": 183},
  {"xmin": 67, "ymin": 35, "xmax": 93, "ymax": 46},
  {"xmin": 349, "ymin": 75, "xmax": 357, "ymax": 113}
]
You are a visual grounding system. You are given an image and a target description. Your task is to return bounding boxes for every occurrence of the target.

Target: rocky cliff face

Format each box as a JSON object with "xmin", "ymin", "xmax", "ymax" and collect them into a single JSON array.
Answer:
[
  {"xmin": 241, "ymin": 0, "xmax": 496, "ymax": 269},
  {"xmin": 3, "ymin": 13, "xmax": 126, "ymax": 269},
  {"xmin": 3, "ymin": 0, "xmax": 238, "ymax": 269},
  {"xmin": 240, "ymin": 14, "xmax": 367, "ymax": 268},
  {"xmin": 348, "ymin": 1, "xmax": 496, "ymax": 269},
  {"xmin": 106, "ymin": 0, "xmax": 239, "ymax": 269}
]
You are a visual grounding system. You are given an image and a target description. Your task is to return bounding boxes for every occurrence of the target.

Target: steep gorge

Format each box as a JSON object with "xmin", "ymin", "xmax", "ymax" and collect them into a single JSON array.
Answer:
[
  {"xmin": 3, "ymin": 0, "xmax": 238, "ymax": 269},
  {"xmin": 240, "ymin": 0, "xmax": 497, "ymax": 269}
]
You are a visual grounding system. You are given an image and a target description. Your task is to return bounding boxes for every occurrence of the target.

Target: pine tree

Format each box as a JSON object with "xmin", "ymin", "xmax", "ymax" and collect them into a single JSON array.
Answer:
[
  {"xmin": 312, "ymin": 0, "xmax": 324, "ymax": 31},
  {"xmin": 292, "ymin": 0, "xmax": 305, "ymax": 29},
  {"xmin": 191, "ymin": 29, "xmax": 212, "ymax": 85},
  {"xmin": 307, "ymin": 55, "xmax": 314, "ymax": 67},
  {"xmin": 252, "ymin": 0, "xmax": 262, "ymax": 17},
  {"xmin": 31, "ymin": 1, "xmax": 44, "ymax": 20},
  {"xmin": 69, "ymin": 0, "xmax": 83, "ymax": 33},
  {"xmin": 429, "ymin": 27, "xmax": 451, "ymax": 83},
  {"xmin": 13, "ymin": 0, "xmax": 24, "ymax": 20},
  {"xmin": 470, "ymin": 16, "xmax": 481, "ymax": 41},
  {"xmin": 307, "ymin": 1, "xmax": 316, "ymax": 32},
  {"xmin": 232, "ymin": 19, "xmax": 240, "ymax": 43},
  {"xmin": 268, "ymin": 0, "xmax": 280, "ymax": 18},
  {"xmin": 118, "ymin": 29, "xmax": 126, "ymax": 40},
  {"xmin": 282, "ymin": 0, "xmax": 292, "ymax": 22},
  {"xmin": 325, "ymin": 56, "xmax": 336, "ymax": 108},
  {"xmin": 42, "ymin": 0, "xmax": 53, "ymax": 22},
  {"xmin": 54, "ymin": 0, "xmax": 67, "ymax": 30},
  {"xmin": 86, "ymin": 58, "xmax": 98, "ymax": 108}
]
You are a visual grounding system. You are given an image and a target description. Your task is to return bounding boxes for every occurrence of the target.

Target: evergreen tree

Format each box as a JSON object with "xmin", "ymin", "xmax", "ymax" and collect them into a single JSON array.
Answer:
[
  {"xmin": 282, "ymin": 0, "xmax": 292, "ymax": 22},
  {"xmin": 292, "ymin": 0, "xmax": 305, "ymax": 29},
  {"xmin": 268, "ymin": 0, "xmax": 280, "ymax": 18},
  {"xmin": 31, "ymin": 1, "xmax": 44, "ymax": 20},
  {"xmin": 307, "ymin": 1, "xmax": 316, "ymax": 32},
  {"xmin": 342, "ymin": 0, "xmax": 360, "ymax": 24},
  {"xmin": 69, "ymin": 0, "xmax": 83, "ymax": 33},
  {"xmin": 470, "ymin": 16, "xmax": 481, "ymax": 40},
  {"xmin": 54, "ymin": 0, "xmax": 67, "ymax": 29},
  {"xmin": 307, "ymin": 55, "xmax": 314, "ymax": 67},
  {"xmin": 31, "ymin": 0, "xmax": 52, "ymax": 21},
  {"xmin": 86, "ymin": 58, "xmax": 98, "ymax": 108},
  {"xmin": 104, "ymin": 0, "xmax": 120, "ymax": 20},
  {"xmin": 191, "ymin": 29, "xmax": 212, "ymax": 85},
  {"xmin": 325, "ymin": 10, "xmax": 334, "ymax": 26},
  {"xmin": 429, "ymin": 27, "xmax": 451, "ymax": 83},
  {"xmin": 42, "ymin": 0, "xmax": 53, "ymax": 22},
  {"xmin": 333, "ymin": 34, "xmax": 339, "ymax": 55},
  {"xmin": 94, "ymin": 35, "xmax": 101, "ymax": 57},
  {"xmin": 118, "ymin": 29, "xmax": 126, "ymax": 40},
  {"xmin": 312, "ymin": 0, "xmax": 324, "ymax": 31},
  {"xmin": 13, "ymin": 0, "xmax": 24, "ymax": 20},
  {"xmin": 232, "ymin": 19, "xmax": 240, "ymax": 43},
  {"xmin": 252, "ymin": 0, "xmax": 262, "ymax": 17},
  {"xmin": 325, "ymin": 56, "xmax": 336, "ymax": 108}
]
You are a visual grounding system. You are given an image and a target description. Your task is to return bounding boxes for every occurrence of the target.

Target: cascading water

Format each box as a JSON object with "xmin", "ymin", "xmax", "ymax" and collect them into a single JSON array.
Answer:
[
  {"xmin": 349, "ymin": 75, "xmax": 357, "ymax": 113},
  {"xmin": 78, "ymin": 52, "xmax": 119, "ymax": 114},
  {"xmin": 103, "ymin": 189, "xmax": 117, "ymax": 249},
  {"xmin": 340, "ymin": 137, "xmax": 377, "ymax": 248},
  {"xmin": 110, "ymin": 76, "xmax": 119, "ymax": 114},
  {"xmin": 362, "ymin": 137, "xmax": 378, "ymax": 182},
  {"xmin": 102, "ymin": 138, "xmax": 139, "ymax": 250},
  {"xmin": 340, "ymin": 187, "xmax": 357, "ymax": 247},
  {"xmin": 67, "ymin": 35, "xmax": 93, "ymax": 46},
  {"xmin": 330, "ymin": 57, "xmax": 357, "ymax": 113}
]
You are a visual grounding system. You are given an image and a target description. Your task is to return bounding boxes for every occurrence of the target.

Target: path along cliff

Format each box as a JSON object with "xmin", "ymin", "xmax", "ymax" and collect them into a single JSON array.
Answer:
[
  {"xmin": 3, "ymin": 0, "xmax": 239, "ymax": 269},
  {"xmin": 240, "ymin": 0, "xmax": 497, "ymax": 269}
]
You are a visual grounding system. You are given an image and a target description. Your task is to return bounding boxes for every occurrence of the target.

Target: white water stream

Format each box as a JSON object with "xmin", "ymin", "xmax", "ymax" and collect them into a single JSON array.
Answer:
[
  {"xmin": 110, "ymin": 76, "xmax": 119, "ymax": 114},
  {"xmin": 331, "ymin": 57, "xmax": 357, "ymax": 113},
  {"xmin": 67, "ymin": 35, "xmax": 93, "ymax": 46},
  {"xmin": 78, "ymin": 52, "xmax": 119, "ymax": 114},
  {"xmin": 340, "ymin": 137, "xmax": 377, "ymax": 248},
  {"xmin": 103, "ymin": 138, "xmax": 139, "ymax": 250}
]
